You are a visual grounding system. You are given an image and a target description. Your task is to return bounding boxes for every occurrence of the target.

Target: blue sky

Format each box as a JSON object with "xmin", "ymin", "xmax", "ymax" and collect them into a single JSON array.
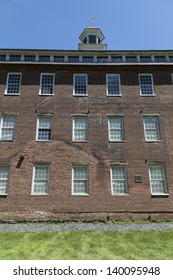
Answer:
[{"xmin": 0, "ymin": 0, "xmax": 173, "ymax": 50}]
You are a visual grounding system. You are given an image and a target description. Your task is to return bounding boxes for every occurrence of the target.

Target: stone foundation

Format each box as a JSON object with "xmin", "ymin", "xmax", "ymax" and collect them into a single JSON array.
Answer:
[{"xmin": 0, "ymin": 211, "xmax": 173, "ymax": 223}]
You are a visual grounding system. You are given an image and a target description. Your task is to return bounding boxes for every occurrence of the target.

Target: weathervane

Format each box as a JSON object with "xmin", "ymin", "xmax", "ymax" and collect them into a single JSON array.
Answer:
[{"xmin": 89, "ymin": 16, "xmax": 96, "ymax": 26}]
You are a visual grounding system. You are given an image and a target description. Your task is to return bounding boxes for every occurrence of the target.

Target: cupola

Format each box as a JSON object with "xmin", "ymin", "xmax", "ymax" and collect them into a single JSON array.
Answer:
[{"xmin": 78, "ymin": 26, "xmax": 107, "ymax": 51}]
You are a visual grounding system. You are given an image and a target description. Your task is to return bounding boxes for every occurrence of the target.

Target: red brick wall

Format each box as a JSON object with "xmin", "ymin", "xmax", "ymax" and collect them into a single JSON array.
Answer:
[{"xmin": 0, "ymin": 63, "xmax": 173, "ymax": 221}]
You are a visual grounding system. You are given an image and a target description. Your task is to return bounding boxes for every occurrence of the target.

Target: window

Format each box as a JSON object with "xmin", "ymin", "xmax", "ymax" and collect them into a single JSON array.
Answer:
[
  {"xmin": 89, "ymin": 35, "xmax": 96, "ymax": 43},
  {"xmin": 73, "ymin": 117, "xmax": 88, "ymax": 141},
  {"xmin": 32, "ymin": 165, "xmax": 49, "ymax": 194},
  {"xmin": 40, "ymin": 73, "xmax": 55, "ymax": 95},
  {"xmin": 68, "ymin": 56, "xmax": 79, "ymax": 62},
  {"xmin": 106, "ymin": 74, "xmax": 121, "ymax": 96},
  {"xmin": 72, "ymin": 165, "xmax": 88, "ymax": 194},
  {"xmin": 154, "ymin": 56, "xmax": 166, "ymax": 62},
  {"xmin": 139, "ymin": 74, "xmax": 154, "ymax": 95},
  {"xmin": 0, "ymin": 166, "xmax": 10, "ymax": 195},
  {"xmin": 54, "ymin": 56, "xmax": 64, "ymax": 62},
  {"xmin": 10, "ymin": 55, "xmax": 21, "ymax": 61},
  {"xmin": 126, "ymin": 56, "xmax": 137, "ymax": 62},
  {"xmin": 97, "ymin": 56, "xmax": 108, "ymax": 63},
  {"xmin": 5, "ymin": 73, "xmax": 22, "ymax": 95},
  {"xmin": 82, "ymin": 56, "xmax": 94, "ymax": 63},
  {"xmin": 0, "ymin": 55, "xmax": 6, "ymax": 61},
  {"xmin": 108, "ymin": 117, "xmax": 124, "ymax": 141},
  {"xmin": 111, "ymin": 165, "xmax": 128, "ymax": 194},
  {"xmin": 24, "ymin": 55, "xmax": 35, "ymax": 62},
  {"xmin": 36, "ymin": 116, "xmax": 52, "ymax": 141},
  {"xmin": 73, "ymin": 74, "xmax": 87, "ymax": 96},
  {"xmin": 143, "ymin": 116, "xmax": 160, "ymax": 142},
  {"xmin": 0, "ymin": 116, "xmax": 16, "ymax": 141},
  {"xmin": 148, "ymin": 165, "xmax": 167, "ymax": 195},
  {"xmin": 39, "ymin": 56, "xmax": 50, "ymax": 62},
  {"xmin": 111, "ymin": 56, "xmax": 123, "ymax": 63},
  {"xmin": 140, "ymin": 56, "xmax": 152, "ymax": 63}
]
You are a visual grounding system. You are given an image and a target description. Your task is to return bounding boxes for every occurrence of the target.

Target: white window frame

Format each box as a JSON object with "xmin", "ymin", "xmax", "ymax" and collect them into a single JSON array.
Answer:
[
  {"xmin": 106, "ymin": 74, "xmax": 121, "ymax": 96},
  {"xmin": 39, "ymin": 73, "xmax": 55, "ymax": 95},
  {"xmin": 72, "ymin": 165, "xmax": 89, "ymax": 195},
  {"xmin": 108, "ymin": 116, "xmax": 124, "ymax": 142},
  {"xmin": 73, "ymin": 116, "xmax": 88, "ymax": 142},
  {"xmin": 110, "ymin": 165, "xmax": 128, "ymax": 195},
  {"xmin": 143, "ymin": 116, "xmax": 160, "ymax": 142},
  {"xmin": 0, "ymin": 166, "xmax": 10, "ymax": 195},
  {"xmin": 73, "ymin": 74, "xmax": 88, "ymax": 96},
  {"xmin": 5, "ymin": 73, "xmax": 22, "ymax": 95},
  {"xmin": 171, "ymin": 73, "xmax": 173, "ymax": 84},
  {"xmin": 0, "ymin": 116, "xmax": 16, "ymax": 141},
  {"xmin": 148, "ymin": 165, "xmax": 168, "ymax": 195},
  {"xmin": 139, "ymin": 74, "xmax": 154, "ymax": 96},
  {"xmin": 32, "ymin": 165, "xmax": 49, "ymax": 195},
  {"xmin": 36, "ymin": 116, "xmax": 52, "ymax": 141}
]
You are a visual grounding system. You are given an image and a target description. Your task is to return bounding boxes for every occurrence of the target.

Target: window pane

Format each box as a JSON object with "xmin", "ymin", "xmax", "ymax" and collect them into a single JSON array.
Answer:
[
  {"xmin": 37, "ymin": 117, "xmax": 51, "ymax": 140},
  {"xmin": 73, "ymin": 117, "xmax": 88, "ymax": 141},
  {"xmin": 6, "ymin": 73, "xmax": 21, "ymax": 94},
  {"xmin": 111, "ymin": 166, "xmax": 127, "ymax": 194},
  {"xmin": 74, "ymin": 75, "xmax": 87, "ymax": 95},
  {"xmin": 0, "ymin": 167, "xmax": 9, "ymax": 194},
  {"xmin": 139, "ymin": 74, "xmax": 154, "ymax": 95},
  {"xmin": 144, "ymin": 117, "xmax": 160, "ymax": 141},
  {"xmin": 73, "ymin": 166, "xmax": 88, "ymax": 194},
  {"xmin": 109, "ymin": 117, "xmax": 123, "ymax": 141},
  {"xmin": 40, "ymin": 74, "xmax": 54, "ymax": 95},
  {"xmin": 33, "ymin": 165, "xmax": 49, "ymax": 194},
  {"xmin": 1, "ymin": 116, "xmax": 16, "ymax": 140},
  {"xmin": 149, "ymin": 165, "xmax": 167, "ymax": 194},
  {"xmin": 107, "ymin": 75, "xmax": 120, "ymax": 95}
]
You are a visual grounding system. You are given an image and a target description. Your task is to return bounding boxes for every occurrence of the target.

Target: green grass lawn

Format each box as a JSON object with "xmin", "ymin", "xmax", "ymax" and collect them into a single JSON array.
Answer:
[{"xmin": 0, "ymin": 231, "xmax": 173, "ymax": 260}]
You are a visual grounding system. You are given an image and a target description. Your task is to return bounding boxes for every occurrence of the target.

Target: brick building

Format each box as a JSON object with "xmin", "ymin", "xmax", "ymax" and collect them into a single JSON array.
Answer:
[{"xmin": 0, "ymin": 26, "xmax": 173, "ymax": 221}]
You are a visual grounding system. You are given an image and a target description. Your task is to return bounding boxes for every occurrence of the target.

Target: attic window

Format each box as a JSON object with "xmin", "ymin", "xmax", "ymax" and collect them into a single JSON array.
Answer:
[{"xmin": 89, "ymin": 35, "xmax": 96, "ymax": 44}]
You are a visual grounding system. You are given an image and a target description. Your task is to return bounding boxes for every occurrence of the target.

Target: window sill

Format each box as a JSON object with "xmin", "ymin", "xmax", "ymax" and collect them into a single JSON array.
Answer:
[
  {"xmin": 0, "ymin": 194, "xmax": 7, "ymax": 197},
  {"xmin": 38, "ymin": 94, "xmax": 54, "ymax": 96},
  {"xmin": 72, "ymin": 140, "xmax": 88, "ymax": 143},
  {"xmin": 151, "ymin": 193, "xmax": 169, "ymax": 197},
  {"xmin": 31, "ymin": 193, "xmax": 48, "ymax": 196},
  {"xmin": 109, "ymin": 140, "xmax": 125, "ymax": 143},
  {"xmin": 73, "ymin": 94, "xmax": 88, "ymax": 97},
  {"xmin": 145, "ymin": 140, "xmax": 161, "ymax": 143},
  {"xmin": 72, "ymin": 193, "xmax": 89, "ymax": 196},
  {"xmin": 107, "ymin": 94, "xmax": 122, "ymax": 97},
  {"xmin": 4, "ymin": 93, "xmax": 20, "ymax": 96},
  {"xmin": 140, "ymin": 94, "xmax": 155, "ymax": 97},
  {"xmin": 35, "ymin": 140, "xmax": 51, "ymax": 142},
  {"xmin": 0, "ymin": 140, "xmax": 15, "ymax": 142},
  {"xmin": 111, "ymin": 193, "xmax": 129, "ymax": 196}
]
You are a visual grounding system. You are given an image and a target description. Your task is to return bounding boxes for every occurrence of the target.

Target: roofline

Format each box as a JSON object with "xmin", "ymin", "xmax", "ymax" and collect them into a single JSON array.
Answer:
[{"xmin": 0, "ymin": 48, "xmax": 173, "ymax": 53}]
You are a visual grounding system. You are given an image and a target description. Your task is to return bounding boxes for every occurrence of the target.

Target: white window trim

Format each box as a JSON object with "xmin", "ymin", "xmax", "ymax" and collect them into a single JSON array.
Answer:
[
  {"xmin": 0, "ymin": 116, "xmax": 16, "ymax": 141},
  {"xmin": 148, "ymin": 164, "xmax": 168, "ymax": 196},
  {"xmin": 0, "ymin": 166, "xmax": 10, "ymax": 195},
  {"xmin": 139, "ymin": 74, "xmax": 155, "ymax": 96},
  {"xmin": 31, "ymin": 164, "xmax": 49, "ymax": 195},
  {"xmin": 39, "ymin": 73, "xmax": 55, "ymax": 95},
  {"xmin": 171, "ymin": 73, "xmax": 173, "ymax": 84},
  {"xmin": 106, "ymin": 74, "xmax": 121, "ymax": 96},
  {"xmin": 72, "ymin": 165, "xmax": 89, "ymax": 195},
  {"xmin": 108, "ymin": 116, "xmax": 124, "ymax": 142},
  {"xmin": 143, "ymin": 116, "xmax": 160, "ymax": 142},
  {"xmin": 4, "ymin": 72, "xmax": 22, "ymax": 95},
  {"xmin": 110, "ymin": 165, "xmax": 128, "ymax": 195},
  {"xmin": 36, "ymin": 115, "xmax": 52, "ymax": 141},
  {"xmin": 73, "ymin": 74, "xmax": 88, "ymax": 96},
  {"xmin": 72, "ymin": 116, "xmax": 88, "ymax": 142}
]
